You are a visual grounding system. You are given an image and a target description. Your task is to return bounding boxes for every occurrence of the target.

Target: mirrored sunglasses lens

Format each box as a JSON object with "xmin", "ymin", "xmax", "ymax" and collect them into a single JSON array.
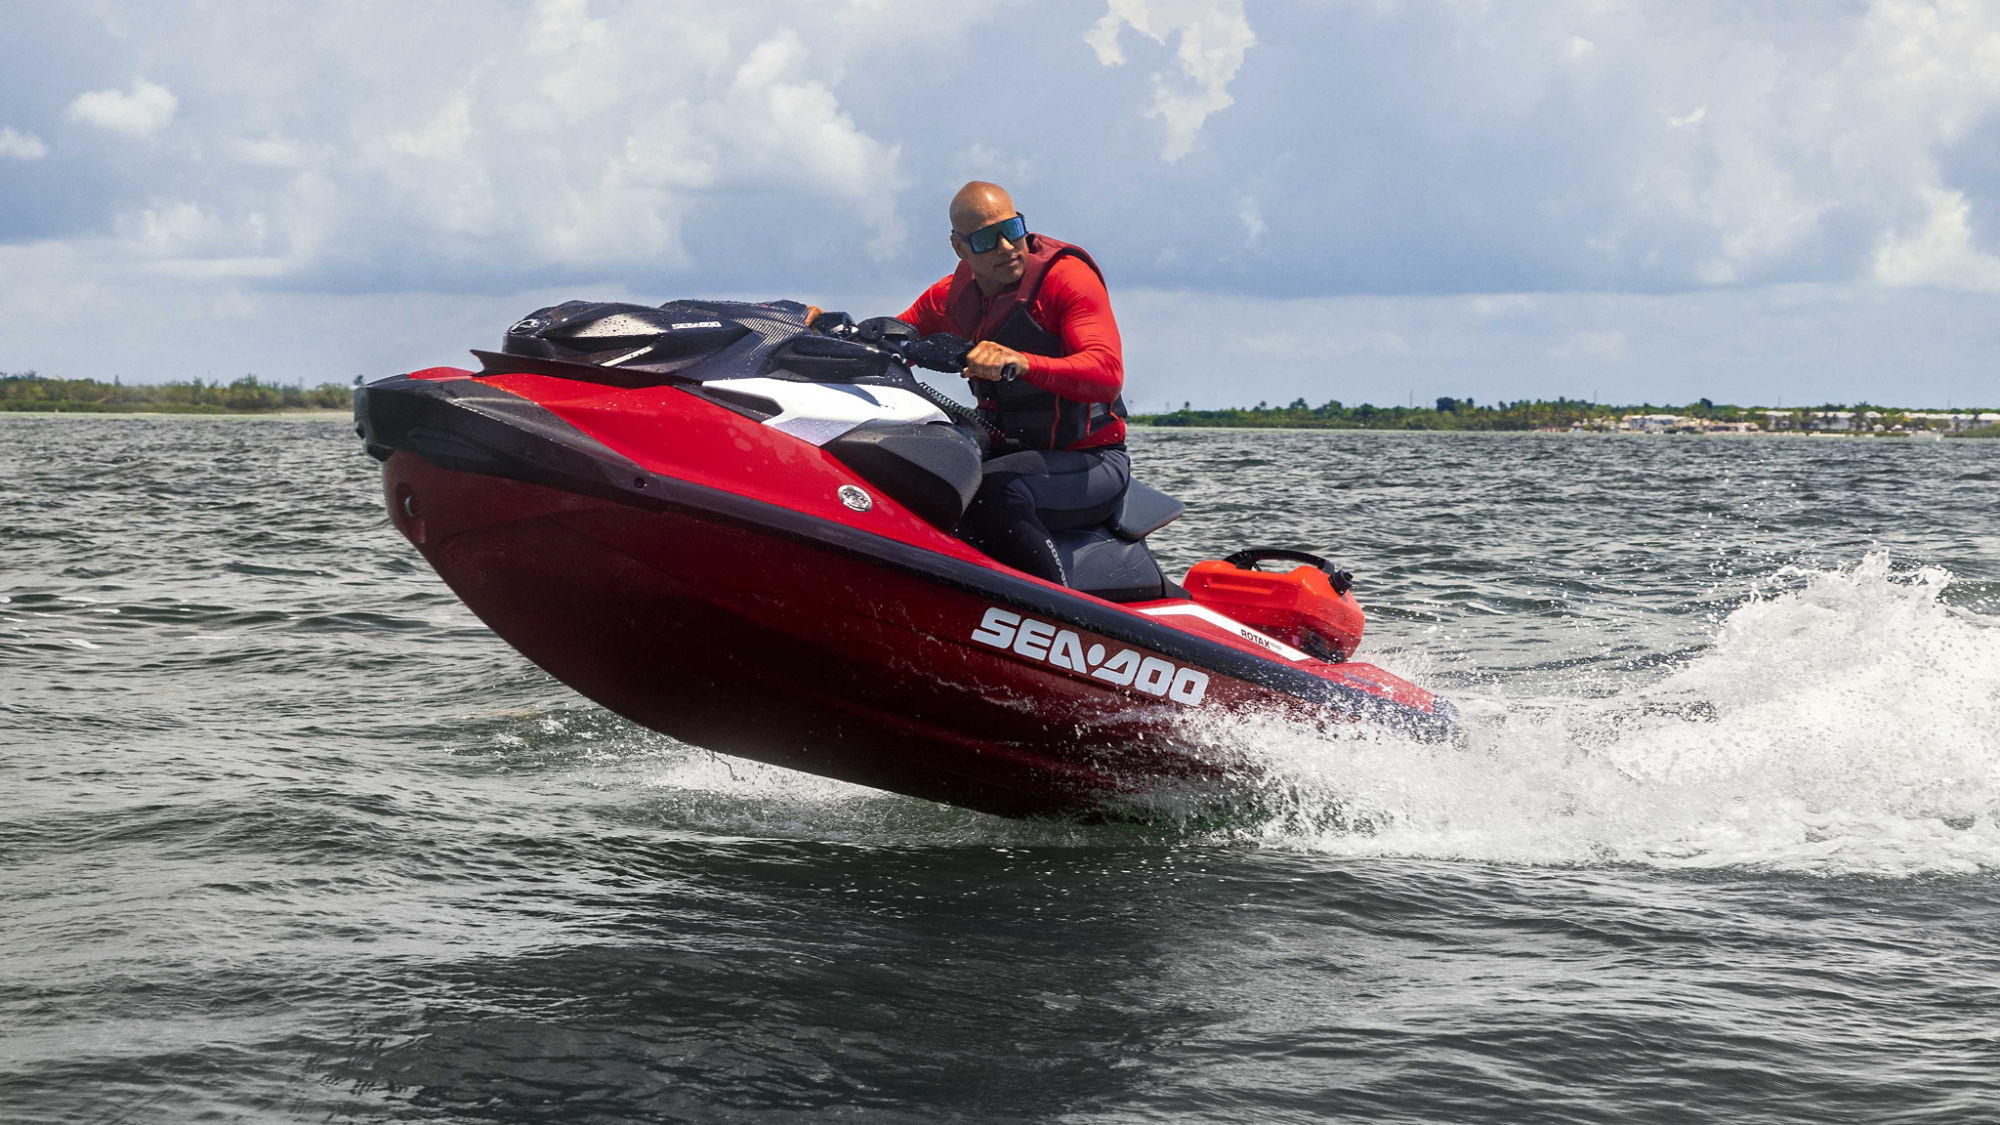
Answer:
[{"xmin": 968, "ymin": 216, "xmax": 1025, "ymax": 253}]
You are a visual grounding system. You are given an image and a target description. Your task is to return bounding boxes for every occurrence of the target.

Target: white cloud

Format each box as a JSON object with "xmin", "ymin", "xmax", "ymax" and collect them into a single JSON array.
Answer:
[
  {"xmin": 1236, "ymin": 326, "xmax": 1410, "ymax": 359},
  {"xmin": 1086, "ymin": 0, "xmax": 1256, "ymax": 162},
  {"xmin": 7, "ymin": 1, "xmax": 2000, "ymax": 408},
  {"xmin": 1237, "ymin": 194, "xmax": 1266, "ymax": 243},
  {"xmin": 0, "ymin": 126, "xmax": 49, "ymax": 160},
  {"xmin": 34, "ymin": 2, "xmax": 941, "ymax": 286},
  {"xmin": 708, "ymin": 29, "xmax": 907, "ymax": 259},
  {"xmin": 1602, "ymin": 0, "xmax": 2000, "ymax": 292},
  {"xmin": 1471, "ymin": 294, "xmax": 1539, "ymax": 318},
  {"xmin": 66, "ymin": 77, "xmax": 178, "ymax": 137},
  {"xmin": 385, "ymin": 91, "xmax": 475, "ymax": 160},
  {"xmin": 953, "ymin": 143, "xmax": 1035, "ymax": 188},
  {"xmin": 1116, "ymin": 286, "xmax": 1998, "ymax": 410},
  {"xmin": 223, "ymin": 134, "xmax": 323, "ymax": 169},
  {"xmin": 1872, "ymin": 186, "xmax": 2000, "ymax": 293},
  {"xmin": 112, "ymin": 201, "xmax": 281, "ymax": 278},
  {"xmin": 1547, "ymin": 329, "xmax": 1629, "ymax": 362}
]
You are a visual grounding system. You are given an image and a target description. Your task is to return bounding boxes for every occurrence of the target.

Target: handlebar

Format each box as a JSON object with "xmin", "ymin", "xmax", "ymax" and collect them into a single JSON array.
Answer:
[
  {"xmin": 807, "ymin": 312, "xmax": 1027, "ymax": 450},
  {"xmin": 887, "ymin": 332, "xmax": 976, "ymax": 374},
  {"xmin": 891, "ymin": 334, "xmax": 1023, "ymax": 381},
  {"xmin": 820, "ymin": 315, "xmax": 1019, "ymax": 380}
]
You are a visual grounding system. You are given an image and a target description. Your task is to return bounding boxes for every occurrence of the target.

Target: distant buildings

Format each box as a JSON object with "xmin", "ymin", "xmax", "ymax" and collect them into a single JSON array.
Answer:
[
  {"xmin": 1902, "ymin": 411, "xmax": 2000, "ymax": 433},
  {"xmin": 1618, "ymin": 414, "xmax": 1757, "ymax": 434},
  {"xmin": 1616, "ymin": 410, "xmax": 2000, "ymax": 435}
]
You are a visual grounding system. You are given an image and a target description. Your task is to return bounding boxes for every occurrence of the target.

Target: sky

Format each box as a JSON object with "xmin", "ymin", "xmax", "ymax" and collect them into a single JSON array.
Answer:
[{"xmin": 2, "ymin": 0, "xmax": 1997, "ymax": 409}]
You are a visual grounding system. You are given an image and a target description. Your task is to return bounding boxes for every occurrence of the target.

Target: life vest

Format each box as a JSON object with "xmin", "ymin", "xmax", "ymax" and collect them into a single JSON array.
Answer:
[{"xmin": 942, "ymin": 234, "xmax": 1128, "ymax": 451}]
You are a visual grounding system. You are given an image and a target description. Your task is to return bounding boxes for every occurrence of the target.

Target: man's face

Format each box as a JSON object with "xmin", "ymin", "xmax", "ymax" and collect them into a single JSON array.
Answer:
[{"xmin": 953, "ymin": 202, "xmax": 1027, "ymax": 290}]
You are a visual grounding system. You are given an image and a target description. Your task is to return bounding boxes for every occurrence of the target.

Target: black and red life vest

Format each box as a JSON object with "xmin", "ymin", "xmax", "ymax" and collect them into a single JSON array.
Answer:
[{"xmin": 941, "ymin": 235, "xmax": 1128, "ymax": 451}]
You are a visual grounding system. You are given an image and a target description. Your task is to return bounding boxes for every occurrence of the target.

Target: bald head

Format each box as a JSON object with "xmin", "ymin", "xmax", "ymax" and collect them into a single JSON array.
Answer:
[
  {"xmin": 947, "ymin": 180, "xmax": 1028, "ymax": 293},
  {"xmin": 949, "ymin": 181, "xmax": 1015, "ymax": 235}
]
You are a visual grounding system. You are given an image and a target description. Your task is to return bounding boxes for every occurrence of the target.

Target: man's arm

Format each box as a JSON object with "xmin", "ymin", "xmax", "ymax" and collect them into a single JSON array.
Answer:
[
  {"xmin": 1015, "ymin": 256, "xmax": 1123, "ymax": 402},
  {"xmin": 897, "ymin": 276, "xmax": 956, "ymax": 336}
]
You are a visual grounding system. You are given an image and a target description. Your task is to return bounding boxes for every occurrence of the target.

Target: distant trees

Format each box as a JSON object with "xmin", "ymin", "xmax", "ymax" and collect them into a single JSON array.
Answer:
[
  {"xmin": 0, "ymin": 373, "xmax": 351, "ymax": 413},
  {"xmin": 1145, "ymin": 396, "xmax": 1609, "ymax": 431}
]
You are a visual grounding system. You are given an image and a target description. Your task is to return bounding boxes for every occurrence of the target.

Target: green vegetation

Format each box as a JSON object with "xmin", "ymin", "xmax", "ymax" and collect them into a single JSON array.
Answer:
[
  {"xmin": 1953, "ymin": 423, "xmax": 2000, "ymax": 439},
  {"xmin": 1136, "ymin": 396, "xmax": 1610, "ymax": 431},
  {"xmin": 0, "ymin": 372, "xmax": 350, "ymax": 413}
]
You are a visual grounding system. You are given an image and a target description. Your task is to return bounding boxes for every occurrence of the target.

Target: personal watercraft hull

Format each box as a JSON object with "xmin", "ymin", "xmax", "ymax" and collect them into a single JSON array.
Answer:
[{"xmin": 358, "ymin": 356, "xmax": 1458, "ymax": 819}]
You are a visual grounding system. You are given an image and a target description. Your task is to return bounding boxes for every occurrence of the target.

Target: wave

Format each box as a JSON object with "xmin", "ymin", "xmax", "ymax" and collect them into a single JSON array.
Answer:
[{"xmin": 1222, "ymin": 552, "xmax": 2000, "ymax": 874}]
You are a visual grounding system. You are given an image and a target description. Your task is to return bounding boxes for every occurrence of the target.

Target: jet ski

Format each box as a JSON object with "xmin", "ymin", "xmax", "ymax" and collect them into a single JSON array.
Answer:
[{"xmin": 354, "ymin": 298, "xmax": 1459, "ymax": 819}]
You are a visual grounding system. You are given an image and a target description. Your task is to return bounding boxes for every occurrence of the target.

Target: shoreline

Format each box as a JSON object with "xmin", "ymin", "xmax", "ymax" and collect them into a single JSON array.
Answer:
[{"xmin": 0, "ymin": 407, "xmax": 351, "ymax": 419}]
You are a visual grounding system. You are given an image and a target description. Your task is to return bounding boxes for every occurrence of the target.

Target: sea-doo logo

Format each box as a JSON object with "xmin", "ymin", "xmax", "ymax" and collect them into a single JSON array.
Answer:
[
  {"xmin": 671, "ymin": 320, "xmax": 724, "ymax": 330},
  {"xmin": 970, "ymin": 607, "xmax": 1209, "ymax": 705}
]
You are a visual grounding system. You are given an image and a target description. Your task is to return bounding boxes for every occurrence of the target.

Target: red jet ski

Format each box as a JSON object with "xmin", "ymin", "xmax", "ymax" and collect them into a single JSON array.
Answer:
[{"xmin": 354, "ymin": 299, "xmax": 1458, "ymax": 819}]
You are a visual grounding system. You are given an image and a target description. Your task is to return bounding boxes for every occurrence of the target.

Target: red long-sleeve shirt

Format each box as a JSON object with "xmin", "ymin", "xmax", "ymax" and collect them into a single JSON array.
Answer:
[{"xmin": 898, "ymin": 256, "xmax": 1127, "ymax": 448}]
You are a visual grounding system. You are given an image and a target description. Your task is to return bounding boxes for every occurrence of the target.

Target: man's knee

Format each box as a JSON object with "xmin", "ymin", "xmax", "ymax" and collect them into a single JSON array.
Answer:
[{"xmin": 969, "ymin": 472, "xmax": 1040, "ymax": 520}]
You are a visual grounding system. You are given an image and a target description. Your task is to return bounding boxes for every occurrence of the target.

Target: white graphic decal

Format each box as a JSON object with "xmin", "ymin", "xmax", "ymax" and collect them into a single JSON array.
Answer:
[
  {"xmin": 671, "ymin": 320, "xmax": 724, "ymax": 329},
  {"xmin": 1135, "ymin": 602, "xmax": 1310, "ymax": 661},
  {"xmin": 969, "ymin": 607, "xmax": 1209, "ymax": 705}
]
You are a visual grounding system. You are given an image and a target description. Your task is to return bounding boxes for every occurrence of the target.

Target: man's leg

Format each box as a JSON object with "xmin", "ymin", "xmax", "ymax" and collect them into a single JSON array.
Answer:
[{"xmin": 956, "ymin": 449, "xmax": 1130, "ymax": 584}]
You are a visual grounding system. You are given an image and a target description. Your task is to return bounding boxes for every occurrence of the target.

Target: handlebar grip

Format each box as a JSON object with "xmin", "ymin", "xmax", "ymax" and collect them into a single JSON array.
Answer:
[{"xmin": 999, "ymin": 362, "xmax": 1022, "ymax": 381}]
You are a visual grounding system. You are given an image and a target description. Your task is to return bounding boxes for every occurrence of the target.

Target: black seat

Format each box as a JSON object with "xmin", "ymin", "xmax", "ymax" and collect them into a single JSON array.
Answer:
[
  {"xmin": 1052, "ymin": 527, "xmax": 1170, "ymax": 603},
  {"xmin": 1109, "ymin": 479, "xmax": 1184, "ymax": 541},
  {"xmin": 1048, "ymin": 478, "xmax": 1184, "ymax": 601}
]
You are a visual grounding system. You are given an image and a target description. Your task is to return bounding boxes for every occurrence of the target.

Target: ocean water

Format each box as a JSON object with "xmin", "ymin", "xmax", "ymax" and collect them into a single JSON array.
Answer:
[{"xmin": 3, "ymin": 414, "xmax": 1998, "ymax": 1123}]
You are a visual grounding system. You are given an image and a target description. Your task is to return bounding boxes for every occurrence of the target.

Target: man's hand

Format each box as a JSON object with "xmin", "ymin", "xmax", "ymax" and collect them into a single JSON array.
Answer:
[{"xmin": 963, "ymin": 340, "xmax": 1029, "ymax": 382}]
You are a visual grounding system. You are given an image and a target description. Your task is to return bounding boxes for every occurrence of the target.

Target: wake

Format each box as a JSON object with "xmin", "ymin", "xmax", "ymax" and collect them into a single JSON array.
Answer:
[{"xmin": 1223, "ymin": 552, "xmax": 2000, "ymax": 874}]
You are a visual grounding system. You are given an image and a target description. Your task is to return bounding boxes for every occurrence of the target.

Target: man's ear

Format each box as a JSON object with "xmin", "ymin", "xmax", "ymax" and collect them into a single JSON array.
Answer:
[{"xmin": 950, "ymin": 234, "xmax": 970, "ymax": 263}]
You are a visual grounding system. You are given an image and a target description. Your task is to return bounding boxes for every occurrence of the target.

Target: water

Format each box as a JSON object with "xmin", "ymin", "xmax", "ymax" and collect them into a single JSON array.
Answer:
[{"xmin": 3, "ymin": 415, "xmax": 1998, "ymax": 1123}]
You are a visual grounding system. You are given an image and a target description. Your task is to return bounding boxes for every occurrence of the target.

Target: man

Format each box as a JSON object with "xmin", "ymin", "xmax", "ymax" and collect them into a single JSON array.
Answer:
[{"xmin": 896, "ymin": 181, "xmax": 1130, "ymax": 585}]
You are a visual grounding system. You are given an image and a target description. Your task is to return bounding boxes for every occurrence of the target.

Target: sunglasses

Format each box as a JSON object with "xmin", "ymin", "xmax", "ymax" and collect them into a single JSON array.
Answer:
[{"xmin": 954, "ymin": 213, "xmax": 1028, "ymax": 254}]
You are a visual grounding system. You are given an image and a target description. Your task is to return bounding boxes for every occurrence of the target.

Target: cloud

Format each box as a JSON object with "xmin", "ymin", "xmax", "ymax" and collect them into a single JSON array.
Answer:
[
  {"xmin": 66, "ymin": 77, "xmax": 178, "ymax": 137},
  {"xmin": 1872, "ymin": 186, "xmax": 2000, "ymax": 293},
  {"xmin": 23, "ymin": 1, "xmax": 944, "ymax": 290},
  {"xmin": 19, "ymin": 0, "xmax": 2000, "ymax": 303},
  {"xmin": 5, "ymin": 1, "xmax": 2000, "ymax": 408},
  {"xmin": 1068, "ymin": 0, "xmax": 2000, "ymax": 300},
  {"xmin": 1086, "ymin": 0, "xmax": 1256, "ymax": 162},
  {"xmin": 1115, "ymin": 285, "xmax": 1999, "ymax": 410},
  {"xmin": 953, "ymin": 143, "xmax": 1035, "ymax": 188},
  {"xmin": 1237, "ymin": 194, "xmax": 1265, "ymax": 243},
  {"xmin": 709, "ymin": 29, "xmax": 908, "ymax": 260},
  {"xmin": 0, "ymin": 127, "xmax": 49, "ymax": 160},
  {"xmin": 1598, "ymin": 0, "xmax": 2000, "ymax": 293},
  {"xmin": 1547, "ymin": 329, "xmax": 1629, "ymax": 362}
]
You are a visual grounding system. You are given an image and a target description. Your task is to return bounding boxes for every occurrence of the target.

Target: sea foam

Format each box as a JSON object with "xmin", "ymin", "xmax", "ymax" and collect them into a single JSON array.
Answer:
[{"xmin": 1229, "ymin": 552, "xmax": 2000, "ymax": 874}]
